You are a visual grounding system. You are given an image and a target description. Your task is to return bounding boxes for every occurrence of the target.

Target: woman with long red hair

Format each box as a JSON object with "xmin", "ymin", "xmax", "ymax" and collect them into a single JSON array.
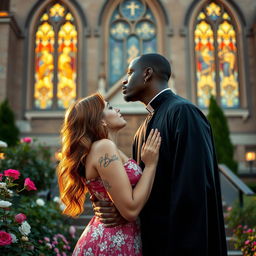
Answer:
[{"xmin": 57, "ymin": 93, "xmax": 161, "ymax": 255}]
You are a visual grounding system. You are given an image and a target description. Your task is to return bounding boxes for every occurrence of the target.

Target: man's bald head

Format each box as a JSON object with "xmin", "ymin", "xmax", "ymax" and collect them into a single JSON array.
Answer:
[{"xmin": 137, "ymin": 53, "xmax": 171, "ymax": 82}]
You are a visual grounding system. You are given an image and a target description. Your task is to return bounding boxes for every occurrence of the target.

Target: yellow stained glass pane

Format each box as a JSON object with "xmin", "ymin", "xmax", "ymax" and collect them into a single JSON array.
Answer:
[
  {"xmin": 57, "ymin": 21, "xmax": 77, "ymax": 109},
  {"xmin": 34, "ymin": 22, "xmax": 54, "ymax": 109},
  {"xmin": 206, "ymin": 2, "xmax": 221, "ymax": 21},
  {"xmin": 49, "ymin": 3, "xmax": 65, "ymax": 18},
  {"xmin": 217, "ymin": 21, "xmax": 239, "ymax": 107},
  {"xmin": 223, "ymin": 12, "xmax": 230, "ymax": 20},
  {"xmin": 194, "ymin": 20, "xmax": 216, "ymax": 108},
  {"xmin": 41, "ymin": 13, "xmax": 49, "ymax": 21}
]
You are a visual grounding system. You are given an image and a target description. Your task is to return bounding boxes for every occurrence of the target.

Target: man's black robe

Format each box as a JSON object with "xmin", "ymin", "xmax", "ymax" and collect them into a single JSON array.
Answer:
[{"xmin": 133, "ymin": 90, "xmax": 227, "ymax": 256}]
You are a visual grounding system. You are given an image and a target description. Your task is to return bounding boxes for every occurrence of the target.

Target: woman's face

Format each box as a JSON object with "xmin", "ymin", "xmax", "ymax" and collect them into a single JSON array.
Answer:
[{"xmin": 102, "ymin": 102, "xmax": 127, "ymax": 131}]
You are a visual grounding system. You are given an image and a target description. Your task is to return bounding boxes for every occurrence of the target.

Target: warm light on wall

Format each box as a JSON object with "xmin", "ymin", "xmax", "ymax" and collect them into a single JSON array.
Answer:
[
  {"xmin": 0, "ymin": 12, "xmax": 9, "ymax": 17},
  {"xmin": 245, "ymin": 152, "xmax": 256, "ymax": 162}
]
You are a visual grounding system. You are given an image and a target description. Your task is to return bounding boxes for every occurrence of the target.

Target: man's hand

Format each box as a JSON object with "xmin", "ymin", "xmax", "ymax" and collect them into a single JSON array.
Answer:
[{"xmin": 92, "ymin": 201, "xmax": 127, "ymax": 227}]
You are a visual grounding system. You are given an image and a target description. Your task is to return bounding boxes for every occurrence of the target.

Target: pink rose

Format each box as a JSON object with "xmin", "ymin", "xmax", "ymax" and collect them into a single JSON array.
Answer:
[
  {"xmin": 54, "ymin": 248, "xmax": 59, "ymax": 253},
  {"xmin": 21, "ymin": 137, "xmax": 32, "ymax": 143},
  {"xmin": 24, "ymin": 178, "xmax": 37, "ymax": 191},
  {"xmin": 245, "ymin": 240, "xmax": 250, "ymax": 245},
  {"xmin": 4, "ymin": 169, "xmax": 20, "ymax": 180},
  {"xmin": 0, "ymin": 173, "xmax": 3, "ymax": 181},
  {"xmin": 44, "ymin": 237, "xmax": 50, "ymax": 242},
  {"xmin": 15, "ymin": 213, "xmax": 27, "ymax": 223},
  {"xmin": 0, "ymin": 231, "xmax": 12, "ymax": 246}
]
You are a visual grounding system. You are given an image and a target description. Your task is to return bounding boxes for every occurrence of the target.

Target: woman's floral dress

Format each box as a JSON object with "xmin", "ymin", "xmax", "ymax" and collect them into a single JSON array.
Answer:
[{"xmin": 73, "ymin": 159, "xmax": 143, "ymax": 256}]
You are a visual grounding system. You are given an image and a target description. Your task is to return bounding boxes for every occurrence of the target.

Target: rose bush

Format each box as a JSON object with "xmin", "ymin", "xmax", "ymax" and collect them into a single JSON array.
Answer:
[
  {"xmin": 0, "ymin": 170, "xmax": 76, "ymax": 255},
  {"xmin": 227, "ymin": 197, "xmax": 256, "ymax": 255},
  {"xmin": 0, "ymin": 138, "xmax": 55, "ymax": 191}
]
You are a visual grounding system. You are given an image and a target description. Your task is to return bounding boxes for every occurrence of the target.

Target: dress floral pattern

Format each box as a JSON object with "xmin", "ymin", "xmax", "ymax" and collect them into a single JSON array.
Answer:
[{"xmin": 73, "ymin": 159, "xmax": 143, "ymax": 256}]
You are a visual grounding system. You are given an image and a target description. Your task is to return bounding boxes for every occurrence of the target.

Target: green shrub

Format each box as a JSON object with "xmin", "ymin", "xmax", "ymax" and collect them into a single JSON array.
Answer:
[
  {"xmin": 227, "ymin": 196, "xmax": 256, "ymax": 229},
  {"xmin": 207, "ymin": 96, "xmax": 238, "ymax": 173},
  {"xmin": 226, "ymin": 196, "xmax": 256, "ymax": 255},
  {"xmin": 0, "ymin": 173, "xmax": 76, "ymax": 255},
  {"xmin": 0, "ymin": 100, "xmax": 19, "ymax": 147},
  {"xmin": 0, "ymin": 140, "xmax": 55, "ymax": 192}
]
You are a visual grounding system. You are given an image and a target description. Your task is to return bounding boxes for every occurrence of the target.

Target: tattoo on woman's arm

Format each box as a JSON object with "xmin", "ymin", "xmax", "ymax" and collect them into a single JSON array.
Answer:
[
  {"xmin": 99, "ymin": 153, "xmax": 119, "ymax": 167},
  {"xmin": 102, "ymin": 179, "xmax": 112, "ymax": 190}
]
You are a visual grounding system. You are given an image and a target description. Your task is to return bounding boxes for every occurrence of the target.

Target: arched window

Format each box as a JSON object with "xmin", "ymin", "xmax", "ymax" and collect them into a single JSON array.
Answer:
[
  {"xmin": 34, "ymin": 2, "xmax": 77, "ymax": 110},
  {"xmin": 108, "ymin": 0, "xmax": 157, "ymax": 87},
  {"xmin": 194, "ymin": 1, "xmax": 240, "ymax": 108}
]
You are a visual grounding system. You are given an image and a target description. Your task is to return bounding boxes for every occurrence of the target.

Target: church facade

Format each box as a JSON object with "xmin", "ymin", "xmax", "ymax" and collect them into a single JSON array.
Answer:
[{"xmin": 0, "ymin": 0, "xmax": 255, "ymax": 172}]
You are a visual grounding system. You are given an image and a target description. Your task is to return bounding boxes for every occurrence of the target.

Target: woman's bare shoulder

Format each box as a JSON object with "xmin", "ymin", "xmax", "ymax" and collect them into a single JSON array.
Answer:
[{"xmin": 90, "ymin": 139, "xmax": 117, "ymax": 154}]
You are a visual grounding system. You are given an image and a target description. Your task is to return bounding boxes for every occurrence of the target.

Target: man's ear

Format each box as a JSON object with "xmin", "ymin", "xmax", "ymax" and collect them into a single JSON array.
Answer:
[{"xmin": 144, "ymin": 67, "xmax": 153, "ymax": 82}]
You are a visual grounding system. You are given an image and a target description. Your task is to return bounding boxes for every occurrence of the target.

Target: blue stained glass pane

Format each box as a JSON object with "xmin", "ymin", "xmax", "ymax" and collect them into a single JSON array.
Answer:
[
  {"xmin": 109, "ymin": 38, "xmax": 124, "ymax": 85},
  {"xmin": 127, "ymin": 36, "xmax": 140, "ymax": 65},
  {"xmin": 110, "ymin": 21, "xmax": 130, "ymax": 40},
  {"xmin": 136, "ymin": 21, "xmax": 156, "ymax": 40},
  {"xmin": 110, "ymin": 9, "xmax": 121, "ymax": 23},
  {"xmin": 120, "ymin": 0, "xmax": 145, "ymax": 21},
  {"xmin": 143, "ymin": 38, "xmax": 157, "ymax": 54},
  {"xmin": 144, "ymin": 8, "xmax": 156, "ymax": 22}
]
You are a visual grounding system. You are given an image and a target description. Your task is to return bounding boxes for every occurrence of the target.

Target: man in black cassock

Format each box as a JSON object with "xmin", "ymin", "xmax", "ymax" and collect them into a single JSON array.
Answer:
[
  {"xmin": 94, "ymin": 53, "xmax": 227, "ymax": 256},
  {"xmin": 123, "ymin": 53, "xmax": 227, "ymax": 256}
]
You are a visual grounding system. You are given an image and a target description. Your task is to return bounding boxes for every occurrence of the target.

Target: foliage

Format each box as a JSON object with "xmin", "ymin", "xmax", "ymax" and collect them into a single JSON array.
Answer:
[
  {"xmin": 0, "ymin": 139, "xmax": 55, "ymax": 192},
  {"xmin": 0, "ymin": 172, "xmax": 37, "ymax": 255},
  {"xmin": 227, "ymin": 197, "xmax": 256, "ymax": 229},
  {"xmin": 232, "ymin": 225, "xmax": 256, "ymax": 256},
  {"xmin": 0, "ymin": 99, "xmax": 20, "ymax": 147},
  {"xmin": 226, "ymin": 197, "xmax": 256, "ymax": 255},
  {"xmin": 0, "ymin": 172, "xmax": 77, "ymax": 255},
  {"xmin": 207, "ymin": 95, "xmax": 238, "ymax": 173}
]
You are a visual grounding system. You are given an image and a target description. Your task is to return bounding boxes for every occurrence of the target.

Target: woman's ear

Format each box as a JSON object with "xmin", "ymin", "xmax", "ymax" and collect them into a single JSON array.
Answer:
[{"xmin": 101, "ymin": 119, "xmax": 107, "ymax": 127}]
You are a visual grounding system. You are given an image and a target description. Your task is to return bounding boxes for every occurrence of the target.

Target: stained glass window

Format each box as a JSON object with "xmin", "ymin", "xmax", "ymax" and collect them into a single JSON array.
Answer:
[
  {"xmin": 109, "ymin": 0, "xmax": 157, "ymax": 86},
  {"xmin": 34, "ymin": 2, "xmax": 77, "ymax": 109},
  {"xmin": 194, "ymin": 1, "xmax": 240, "ymax": 108}
]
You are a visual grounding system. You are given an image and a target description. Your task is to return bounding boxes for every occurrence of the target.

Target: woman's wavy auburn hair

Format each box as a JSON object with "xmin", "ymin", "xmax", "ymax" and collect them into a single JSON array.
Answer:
[{"xmin": 57, "ymin": 93, "xmax": 108, "ymax": 217}]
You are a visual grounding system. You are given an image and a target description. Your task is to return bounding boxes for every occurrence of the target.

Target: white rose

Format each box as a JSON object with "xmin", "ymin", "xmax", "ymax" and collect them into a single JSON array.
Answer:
[
  {"xmin": 0, "ymin": 182, "xmax": 7, "ymax": 189},
  {"xmin": 18, "ymin": 221, "xmax": 31, "ymax": 236},
  {"xmin": 0, "ymin": 200, "xmax": 12, "ymax": 208},
  {"xmin": 10, "ymin": 233, "xmax": 18, "ymax": 243},
  {"xmin": 36, "ymin": 198, "xmax": 45, "ymax": 206},
  {"xmin": 53, "ymin": 196, "xmax": 60, "ymax": 203},
  {"xmin": 7, "ymin": 189, "xmax": 13, "ymax": 196}
]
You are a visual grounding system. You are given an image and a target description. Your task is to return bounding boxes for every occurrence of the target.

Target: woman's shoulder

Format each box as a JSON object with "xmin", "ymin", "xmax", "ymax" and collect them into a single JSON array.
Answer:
[{"xmin": 91, "ymin": 139, "xmax": 117, "ymax": 153}]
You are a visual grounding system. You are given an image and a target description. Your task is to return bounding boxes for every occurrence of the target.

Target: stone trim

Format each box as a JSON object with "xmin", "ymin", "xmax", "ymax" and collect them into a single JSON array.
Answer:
[{"xmin": 0, "ymin": 14, "xmax": 23, "ymax": 38}]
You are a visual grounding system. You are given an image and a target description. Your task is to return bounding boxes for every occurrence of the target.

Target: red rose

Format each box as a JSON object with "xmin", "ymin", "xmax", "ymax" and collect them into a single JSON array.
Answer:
[
  {"xmin": 0, "ymin": 231, "xmax": 12, "ymax": 246},
  {"xmin": 24, "ymin": 178, "xmax": 37, "ymax": 191},
  {"xmin": 4, "ymin": 169, "xmax": 20, "ymax": 180},
  {"xmin": 15, "ymin": 213, "xmax": 27, "ymax": 224},
  {"xmin": 20, "ymin": 137, "xmax": 32, "ymax": 143}
]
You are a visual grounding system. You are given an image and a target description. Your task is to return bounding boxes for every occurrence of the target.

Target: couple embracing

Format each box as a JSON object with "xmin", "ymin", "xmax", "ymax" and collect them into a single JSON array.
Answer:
[{"xmin": 57, "ymin": 54, "xmax": 227, "ymax": 256}]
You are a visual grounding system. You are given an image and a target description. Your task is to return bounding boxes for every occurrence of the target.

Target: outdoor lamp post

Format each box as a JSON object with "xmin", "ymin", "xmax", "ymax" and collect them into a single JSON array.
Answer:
[{"xmin": 245, "ymin": 151, "xmax": 256, "ymax": 174}]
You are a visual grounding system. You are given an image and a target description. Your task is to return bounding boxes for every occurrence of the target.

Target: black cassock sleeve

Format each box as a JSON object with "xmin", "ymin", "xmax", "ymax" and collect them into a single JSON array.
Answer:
[{"xmin": 164, "ymin": 103, "xmax": 227, "ymax": 255}]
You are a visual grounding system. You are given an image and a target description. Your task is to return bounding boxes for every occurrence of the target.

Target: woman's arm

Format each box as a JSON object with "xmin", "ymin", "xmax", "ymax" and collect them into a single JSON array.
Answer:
[{"xmin": 94, "ymin": 129, "xmax": 160, "ymax": 222}]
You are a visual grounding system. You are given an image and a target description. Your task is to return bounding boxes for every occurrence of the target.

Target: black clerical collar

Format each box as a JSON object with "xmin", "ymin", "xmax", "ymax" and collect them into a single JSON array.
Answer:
[{"xmin": 146, "ymin": 88, "xmax": 172, "ymax": 113}]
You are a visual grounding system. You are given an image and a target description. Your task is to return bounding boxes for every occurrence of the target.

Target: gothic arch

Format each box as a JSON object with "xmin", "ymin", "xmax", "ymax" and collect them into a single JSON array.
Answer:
[
  {"xmin": 97, "ymin": 0, "xmax": 171, "ymax": 91},
  {"xmin": 23, "ymin": 0, "xmax": 87, "ymax": 111},
  {"xmin": 184, "ymin": 0, "xmax": 249, "ymax": 111}
]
